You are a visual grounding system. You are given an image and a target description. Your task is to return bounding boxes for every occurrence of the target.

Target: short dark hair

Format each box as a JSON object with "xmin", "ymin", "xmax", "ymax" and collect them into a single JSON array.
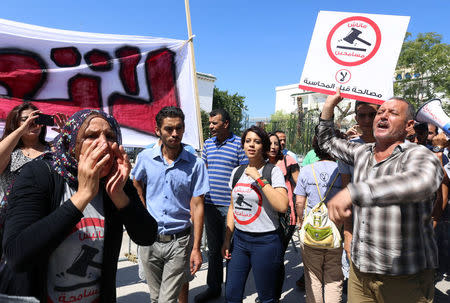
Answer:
[
  {"xmin": 268, "ymin": 133, "xmax": 283, "ymax": 161},
  {"xmin": 429, "ymin": 123, "xmax": 438, "ymax": 134},
  {"xmin": 312, "ymin": 124, "xmax": 333, "ymax": 160},
  {"xmin": 312, "ymin": 134, "xmax": 333, "ymax": 160},
  {"xmin": 355, "ymin": 101, "xmax": 379, "ymax": 114},
  {"xmin": 1, "ymin": 102, "xmax": 47, "ymax": 148},
  {"xmin": 389, "ymin": 97, "xmax": 415, "ymax": 121},
  {"xmin": 209, "ymin": 108, "xmax": 231, "ymax": 128},
  {"xmin": 414, "ymin": 122, "xmax": 428, "ymax": 132},
  {"xmin": 274, "ymin": 130, "xmax": 285, "ymax": 135},
  {"xmin": 241, "ymin": 125, "xmax": 270, "ymax": 160},
  {"xmin": 156, "ymin": 106, "xmax": 185, "ymax": 128}
]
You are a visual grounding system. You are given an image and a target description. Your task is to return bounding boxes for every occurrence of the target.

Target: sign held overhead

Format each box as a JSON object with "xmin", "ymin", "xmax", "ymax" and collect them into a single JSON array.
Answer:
[{"xmin": 299, "ymin": 11, "xmax": 410, "ymax": 104}]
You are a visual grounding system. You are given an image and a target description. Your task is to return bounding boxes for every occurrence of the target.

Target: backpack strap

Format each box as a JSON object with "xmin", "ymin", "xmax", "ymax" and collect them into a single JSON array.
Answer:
[
  {"xmin": 232, "ymin": 163, "xmax": 275, "ymax": 189},
  {"xmin": 262, "ymin": 163, "xmax": 275, "ymax": 185},
  {"xmin": 232, "ymin": 165, "xmax": 247, "ymax": 188},
  {"xmin": 283, "ymin": 156, "xmax": 288, "ymax": 181}
]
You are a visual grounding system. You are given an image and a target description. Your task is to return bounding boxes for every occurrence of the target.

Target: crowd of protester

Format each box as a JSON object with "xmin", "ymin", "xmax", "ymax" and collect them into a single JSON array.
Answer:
[{"xmin": 0, "ymin": 95, "xmax": 449, "ymax": 303}]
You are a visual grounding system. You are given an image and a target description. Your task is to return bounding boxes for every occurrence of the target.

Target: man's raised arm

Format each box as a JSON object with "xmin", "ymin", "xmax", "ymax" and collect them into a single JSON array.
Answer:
[
  {"xmin": 317, "ymin": 88, "xmax": 359, "ymax": 166},
  {"xmin": 321, "ymin": 88, "xmax": 343, "ymax": 120}
]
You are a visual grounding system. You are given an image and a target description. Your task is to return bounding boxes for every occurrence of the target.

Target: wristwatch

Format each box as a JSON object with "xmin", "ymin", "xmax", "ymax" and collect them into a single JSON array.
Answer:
[{"xmin": 256, "ymin": 178, "xmax": 269, "ymax": 189}]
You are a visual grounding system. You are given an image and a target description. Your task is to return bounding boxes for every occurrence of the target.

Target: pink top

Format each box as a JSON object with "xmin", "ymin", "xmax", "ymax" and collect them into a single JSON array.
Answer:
[{"xmin": 276, "ymin": 155, "xmax": 298, "ymax": 225}]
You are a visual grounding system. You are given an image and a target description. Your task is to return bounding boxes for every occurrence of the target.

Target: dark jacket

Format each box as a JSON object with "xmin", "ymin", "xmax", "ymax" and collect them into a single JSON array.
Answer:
[{"xmin": 2, "ymin": 159, "xmax": 157, "ymax": 302}]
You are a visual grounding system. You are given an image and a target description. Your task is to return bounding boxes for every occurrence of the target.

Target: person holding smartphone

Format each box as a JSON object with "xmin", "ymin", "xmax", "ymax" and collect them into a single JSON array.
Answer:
[
  {"xmin": 0, "ymin": 103, "xmax": 67, "ymax": 256},
  {"xmin": 0, "ymin": 103, "xmax": 67, "ymax": 201}
]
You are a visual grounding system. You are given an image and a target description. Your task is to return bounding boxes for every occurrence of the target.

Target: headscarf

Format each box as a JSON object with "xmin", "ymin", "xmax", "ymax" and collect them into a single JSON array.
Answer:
[{"xmin": 44, "ymin": 109, "xmax": 122, "ymax": 188}]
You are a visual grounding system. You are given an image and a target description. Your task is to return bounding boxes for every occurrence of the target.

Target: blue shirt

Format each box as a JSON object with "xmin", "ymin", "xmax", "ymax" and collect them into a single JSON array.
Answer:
[
  {"xmin": 202, "ymin": 133, "xmax": 248, "ymax": 206},
  {"xmin": 131, "ymin": 143, "xmax": 196, "ymax": 178},
  {"xmin": 145, "ymin": 142, "xmax": 196, "ymax": 155},
  {"xmin": 133, "ymin": 145, "xmax": 209, "ymax": 234}
]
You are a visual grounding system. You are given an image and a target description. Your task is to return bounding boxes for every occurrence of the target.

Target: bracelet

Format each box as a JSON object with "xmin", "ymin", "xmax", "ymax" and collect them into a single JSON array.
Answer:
[{"xmin": 256, "ymin": 178, "xmax": 269, "ymax": 189}]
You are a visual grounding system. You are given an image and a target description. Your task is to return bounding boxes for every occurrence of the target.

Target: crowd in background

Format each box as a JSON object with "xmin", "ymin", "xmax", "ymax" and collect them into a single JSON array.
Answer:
[{"xmin": 0, "ymin": 96, "xmax": 449, "ymax": 303}]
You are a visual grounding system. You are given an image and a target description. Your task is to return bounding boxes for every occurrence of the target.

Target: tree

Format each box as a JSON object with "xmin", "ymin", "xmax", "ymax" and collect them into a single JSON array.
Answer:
[
  {"xmin": 265, "ymin": 109, "xmax": 320, "ymax": 156},
  {"xmin": 200, "ymin": 109, "xmax": 210, "ymax": 143},
  {"xmin": 201, "ymin": 87, "xmax": 248, "ymax": 139},
  {"xmin": 394, "ymin": 32, "xmax": 450, "ymax": 109}
]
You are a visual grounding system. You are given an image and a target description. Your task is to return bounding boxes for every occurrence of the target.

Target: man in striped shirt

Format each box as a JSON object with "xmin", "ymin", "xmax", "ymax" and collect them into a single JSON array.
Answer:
[
  {"xmin": 318, "ymin": 89, "xmax": 443, "ymax": 303},
  {"xmin": 195, "ymin": 109, "xmax": 247, "ymax": 303}
]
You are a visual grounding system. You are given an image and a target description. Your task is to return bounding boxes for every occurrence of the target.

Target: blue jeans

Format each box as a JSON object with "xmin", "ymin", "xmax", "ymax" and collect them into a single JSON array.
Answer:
[
  {"xmin": 204, "ymin": 204, "xmax": 228, "ymax": 292},
  {"xmin": 225, "ymin": 229, "xmax": 283, "ymax": 303}
]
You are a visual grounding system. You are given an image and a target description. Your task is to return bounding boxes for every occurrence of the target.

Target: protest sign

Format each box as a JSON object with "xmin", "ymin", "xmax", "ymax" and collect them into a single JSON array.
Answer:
[
  {"xmin": 0, "ymin": 18, "xmax": 200, "ymax": 148},
  {"xmin": 299, "ymin": 11, "xmax": 410, "ymax": 104}
]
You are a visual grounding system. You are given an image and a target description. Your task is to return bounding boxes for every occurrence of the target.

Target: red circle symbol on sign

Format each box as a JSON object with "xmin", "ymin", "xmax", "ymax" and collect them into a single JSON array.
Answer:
[
  {"xmin": 335, "ymin": 69, "xmax": 351, "ymax": 84},
  {"xmin": 326, "ymin": 16, "xmax": 381, "ymax": 66},
  {"xmin": 233, "ymin": 183, "xmax": 262, "ymax": 225}
]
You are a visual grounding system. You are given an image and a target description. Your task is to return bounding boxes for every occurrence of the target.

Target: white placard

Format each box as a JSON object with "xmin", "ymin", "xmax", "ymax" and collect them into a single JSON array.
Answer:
[{"xmin": 299, "ymin": 11, "xmax": 410, "ymax": 104}]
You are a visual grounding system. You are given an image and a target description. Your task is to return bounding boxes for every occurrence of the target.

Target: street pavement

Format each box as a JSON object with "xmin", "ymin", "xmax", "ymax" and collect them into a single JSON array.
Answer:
[{"xmin": 117, "ymin": 231, "xmax": 450, "ymax": 303}]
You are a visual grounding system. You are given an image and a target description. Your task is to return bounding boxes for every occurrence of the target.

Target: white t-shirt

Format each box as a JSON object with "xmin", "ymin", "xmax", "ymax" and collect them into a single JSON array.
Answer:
[{"xmin": 229, "ymin": 165, "xmax": 287, "ymax": 233}]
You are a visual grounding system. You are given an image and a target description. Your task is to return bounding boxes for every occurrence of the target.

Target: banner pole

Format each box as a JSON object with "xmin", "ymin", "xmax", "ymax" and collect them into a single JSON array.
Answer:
[{"xmin": 184, "ymin": 0, "xmax": 204, "ymax": 150}]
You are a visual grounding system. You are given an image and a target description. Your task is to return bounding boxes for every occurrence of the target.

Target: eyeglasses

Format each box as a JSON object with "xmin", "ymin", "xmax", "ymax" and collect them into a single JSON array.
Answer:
[{"xmin": 356, "ymin": 112, "xmax": 376, "ymax": 119}]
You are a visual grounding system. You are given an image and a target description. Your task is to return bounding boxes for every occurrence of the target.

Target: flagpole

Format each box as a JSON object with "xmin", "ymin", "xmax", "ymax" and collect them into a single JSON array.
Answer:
[{"xmin": 184, "ymin": 0, "xmax": 204, "ymax": 150}]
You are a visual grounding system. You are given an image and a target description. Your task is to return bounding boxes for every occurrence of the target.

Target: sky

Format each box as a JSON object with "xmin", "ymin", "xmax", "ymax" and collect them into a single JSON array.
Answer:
[{"xmin": 0, "ymin": 0, "xmax": 449, "ymax": 118}]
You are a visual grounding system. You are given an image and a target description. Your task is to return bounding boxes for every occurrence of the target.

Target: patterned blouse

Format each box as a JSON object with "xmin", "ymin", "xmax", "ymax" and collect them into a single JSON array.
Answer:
[{"xmin": 0, "ymin": 149, "xmax": 34, "ymax": 202}]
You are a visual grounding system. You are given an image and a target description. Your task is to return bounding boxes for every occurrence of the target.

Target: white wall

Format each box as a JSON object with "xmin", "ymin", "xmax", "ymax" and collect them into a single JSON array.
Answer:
[
  {"xmin": 197, "ymin": 72, "xmax": 216, "ymax": 113},
  {"xmin": 275, "ymin": 84, "xmax": 301, "ymax": 113}
]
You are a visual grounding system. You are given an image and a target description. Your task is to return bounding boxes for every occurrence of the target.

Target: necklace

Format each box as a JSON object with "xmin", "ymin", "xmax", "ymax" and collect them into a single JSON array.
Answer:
[
  {"xmin": 21, "ymin": 148, "xmax": 31, "ymax": 157},
  {"xmin": 21, "ymin": 146, "xmax": 44, "ymax": 158}
]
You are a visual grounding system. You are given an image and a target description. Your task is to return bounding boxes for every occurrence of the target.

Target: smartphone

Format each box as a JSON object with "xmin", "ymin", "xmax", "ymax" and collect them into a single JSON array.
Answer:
[{"xmin": 35, "ymin": 113, "xmax": 55, "ymax": 126}]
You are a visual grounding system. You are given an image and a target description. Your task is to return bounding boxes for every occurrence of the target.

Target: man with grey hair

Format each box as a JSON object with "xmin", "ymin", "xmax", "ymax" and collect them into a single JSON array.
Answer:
[{"xmin": 317, "ymin": 88, "xmax": 443, "ymax": 302}]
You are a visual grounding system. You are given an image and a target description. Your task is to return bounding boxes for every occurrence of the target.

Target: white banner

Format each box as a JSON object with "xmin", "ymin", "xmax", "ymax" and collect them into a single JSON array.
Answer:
[
  {"xmin": 299, "ymin": 11, "xmax": 410, "ymax": 104},
  {"xmin": 0, "ymin": 18, "xmax": 200, "ymax": 148}
]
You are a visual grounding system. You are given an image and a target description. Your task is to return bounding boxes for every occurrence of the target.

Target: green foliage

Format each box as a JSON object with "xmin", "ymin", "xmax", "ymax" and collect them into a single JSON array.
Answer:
[
  {"xmin": 265, "ymin": 109, "xmax": 320, "ymax": 156},
  {"xmin": 201, "ymin": 87, "xmax": 248, "ymax": 139},
  {"xmin": 394, "ymin": 32, "xmax": 450, "ymax": 109},
  {"xmin": 212, "ymin": 87, "xmax": 247, "ymax": 134},
  {"xmin": 200, "ymin": 109, "xmax": 210, "ymax": 143}
]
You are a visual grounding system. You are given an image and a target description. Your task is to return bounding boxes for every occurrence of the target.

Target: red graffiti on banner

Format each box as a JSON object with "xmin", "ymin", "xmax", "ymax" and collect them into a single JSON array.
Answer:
[
  {"xmin": 51, "ymin": 47, "xmax": 81, "ymax": 67},
  {"xmin": 0, "ymin": 50, "xmax": 47, "ymax": 100},
  {"xmin": 109, "ymin": 48, "xmax": 178, "ymax": 134},
  {"xmin": 115, "ymin": 46, "xmax": 141, "ymax": 95},
  {"xmin": 0, "ymin": 46, "xmax": 179, "ymax": 135}
]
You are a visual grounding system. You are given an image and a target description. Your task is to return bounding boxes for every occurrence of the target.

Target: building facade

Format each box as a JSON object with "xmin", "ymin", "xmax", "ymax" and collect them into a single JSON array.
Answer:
[
  {"xmin": 275, "ymin": 84, "xmax": 354, "ymax": 124},
  {"xmin": 197, "ymin": 72, "xmax": 216, "ymax": 112}
]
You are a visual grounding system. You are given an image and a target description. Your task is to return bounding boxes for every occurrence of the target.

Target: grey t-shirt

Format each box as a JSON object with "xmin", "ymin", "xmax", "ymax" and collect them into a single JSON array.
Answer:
[
  {"xmin": 294, "ymin": 160, "xmax": 342, "ymax": 214},
  {"xmin": 229, "ymin": 165, "xmax": 286, "ymax": 233},
  {"xmin": 47, "ymin": 183, "xmax": 105, "ymax": 302}
]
